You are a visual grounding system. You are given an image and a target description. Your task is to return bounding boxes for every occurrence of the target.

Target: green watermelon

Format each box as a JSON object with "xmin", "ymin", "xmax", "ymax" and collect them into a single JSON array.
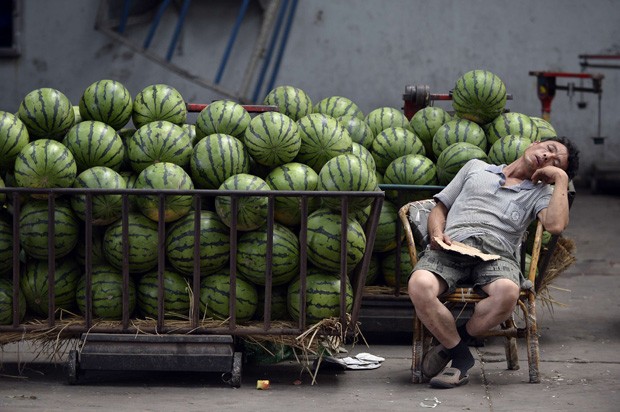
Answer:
[
  {"xmin": 74, "ymin": 226, "xmax": 108, "ymax": 268},
  {"xmin": 306, "ymin": 208, "xmax": 366, "ymax": 272},
  {"xmin": 190, "ymin": 133, "xmax": 250, "ymax": 189},
  {"xmin": 215, "ymin": 173, "xmax": 270, "ymax": 231},
  {"xmin": 62, "ymin": 120, "xmax": 125, "ymax": 172},
  {"xmin": 0, "ymin": 111, "xmax": 30, "ymax": 169},
  {"xmin": 76, "ymin": 264, "xmax": 136, "ymax": 320},
  {"xmin": 79, "ymin": 79, "xmax": 133, "ymax": 130},
  {"xmin": 255, "ymin": 285, "xmax": 290, "ymax": 321},
  {"xmin": 21, "ymin": 257, "xmax": 81, "ymax": 316},
  {"xmin": 18, "ymin": 87, "xmax": 75, "ymax": 140},
  {"xmin": 0, "ymin": 214, "xmax": 13, "ymax": 275},
  {"xmin": 452, "ymin": 70, "xmax": 507, "ymax": 124},
  {"xmin": 436, "ymin": 142, "xmax": 488, "ymax": 185},
  {"xmin": 135, "ymin": 162, "xmax": 194, "ymax": 222},
  {"xmin": 70, "ymin": 166, "xmax": 127, "ymax": 225},
  {"xmin": 371, "ymin": 126, "xmax": 426, "ymax": 173},
  {"xmin": 337, "ymin": 115, "xmax": 374, "ymax": 149},
  {"xmin": 195, "ymin": 100, "xmax": 250, "ymax": 140},
  {"xmin": 488, "ymin": 135, "xmax": 532, "ymax": 165},
  {"xmin": 350, "ymin": 141, "xmax": 376, "ymax": 171},
  {"xmin": 132, "ymin": 84, "xmax": 187, "ymax": 128},
  {"xmin": 199, "ymin": 273, "xmax": 258, "ymax": 322},
  {"xmin": 530, "ymin": 117, "xmax": 557, "ymax": 140},
  {"xmin": 264, "ymin": 162, "xmax": 320, "ymax": 227},
  {"xmin": 0, "ymin": 279, "xmax": 26, "ymax": 325},
  {"xmin": 432, "ymin": 118, "xmax": 487, "ymax": 158},
  {"xmin": 244, "ymin": 111, "xmax": 301, "ymax": 167},
  {"xmin": 372, "ymin": 200, "xmax": 403, "ymax": 253},
  {"xmin": 382, "ymin": 154, "xmax": 438, "ymax": 204},
  {"xmin": 287, "ymin": 270, "xmax": 353, "ymax": 324},
  {"xmin": 486, "ymin": 112, "xmax": 540, "ymax": 145},
  {"xmin": 137, "ymin": 269, "xmax": 190, "ymax": 319},
  {"xmin": 165, "ymin": 210, "xmax": 230, "ymax": 275},
  {"xmin": 409, "ymin": 106, "xmax": 450, "ymax": 160},
  {"xmin": 14, "ymin": 139, "xmax": 77, "ymax": 193},
  {"xmin": 127, "ymin": 120, "xmax": 193, "ymax": 173},
  {"xmin": 19, "ymin": 200, "xmax": 79, "ymax": 259},
  {"xmin": 314, "ymin": 96, "xmax": 364, "ymax": 120},
  {"xmin": 365, "ymin": 107, "xmax": 410, "ymax": 136},
  {"xmin": 262, "ymin": 85, "xmax": 313, "ymax": 121},
  {"xmin": 295, "ymin": 113, "xmax": 352, "ymax": 173},
  {"xmin": 381, "ymin": 246, "xmax": 413, "ymax": 287},
  {"xmin": 102, "ymin": 212, "xmax": 159, "ymax": 274},
  {"xmin": 236, "ymin": 222, "xmax": 300, "ymax": 286}
]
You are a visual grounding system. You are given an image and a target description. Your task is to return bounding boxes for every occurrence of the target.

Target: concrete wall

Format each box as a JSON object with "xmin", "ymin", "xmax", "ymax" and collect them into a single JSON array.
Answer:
[{"xmin": 1, "ymin": 0, "xmax": 619, "ymax": 179}]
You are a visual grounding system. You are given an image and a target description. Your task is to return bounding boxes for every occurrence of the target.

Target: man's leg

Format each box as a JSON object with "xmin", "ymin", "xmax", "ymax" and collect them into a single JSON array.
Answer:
[{"xmin": 463, "ymin": 278, "xmax": 520, "ymax": 337}]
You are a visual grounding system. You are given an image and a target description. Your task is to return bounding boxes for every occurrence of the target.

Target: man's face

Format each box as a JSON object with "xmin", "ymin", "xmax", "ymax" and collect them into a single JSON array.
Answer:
[{"xmin": 525, "ymin": 141, "xmax": 569, "ymax": 172}]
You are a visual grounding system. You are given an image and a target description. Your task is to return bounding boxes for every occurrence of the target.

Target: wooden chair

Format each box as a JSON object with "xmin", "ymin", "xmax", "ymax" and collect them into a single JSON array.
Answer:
[{"xmin": 398, "ymin": 200, "xmax": 545, "ymax": 384}]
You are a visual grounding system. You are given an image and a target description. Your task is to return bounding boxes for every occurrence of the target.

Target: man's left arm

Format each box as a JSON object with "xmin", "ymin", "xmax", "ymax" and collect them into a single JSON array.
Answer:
[{"xmin": 534, "ymin": 166, "xmax": 570, "ymax": 235}]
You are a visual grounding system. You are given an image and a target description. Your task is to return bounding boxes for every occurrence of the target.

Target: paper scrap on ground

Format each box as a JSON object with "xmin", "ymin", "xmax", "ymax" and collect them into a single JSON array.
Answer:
[
  {"xmin": 316, "ymin": 353, "xmax": 385, "ymax": 371},
  {"xmin": 433, "ymin": 236, "xmax": 500, "ymax": 261}
]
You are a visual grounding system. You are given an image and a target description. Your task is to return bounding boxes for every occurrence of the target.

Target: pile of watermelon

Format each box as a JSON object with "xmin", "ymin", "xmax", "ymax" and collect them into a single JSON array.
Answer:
[{"xmin": 0, "ymin": 70, "xmax": 557, "ymax": 326}]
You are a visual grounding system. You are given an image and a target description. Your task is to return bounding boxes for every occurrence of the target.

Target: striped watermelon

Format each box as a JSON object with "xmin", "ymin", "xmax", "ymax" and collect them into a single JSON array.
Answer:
[
  {"xmin": 365, "ymin": 107, "xmax": 410, "ymax": 136},
  {"xmin": 432, "ymin": 118, "xmax": 487, "ymax": 158},
  {"xmin": 79, "ymin": 79, "xmax": 133, "ymax": 130},
  {"xmin": 17, "ymin": 87, "xmax": 75, "ymax": 140},
  {"xmin": 381, "ymin": 246, "xmax": 413, "ymax": 287},
  {"xmin": 0, "ymin": 279, "xmax": 26, "ymax": 325},
  {"xmin": 262, "ymin": 85, "xmax": 313, "ymax": 121},
  {"xmin": 317, "ymin": 153, "xmax": 378, "ymax": 212},
  {"xmin": 137, "ymin": 269, "xmax": 190, "ymax": 319},
  {"xmin": 190, "ymin": 133, "xmax": 250, "ymax": 189},
  {"xmin": 20, "ymin": 257, "xmax": 81, "ymax": 316},
  {"xmin": 127, "ymin": 120, "xmax": 193, "ymax": 173},
  {"xmin": 0, "ymin": 175, "xmax": 5, "ymax": 206},
  {"xmin": 73, "ymin": 106, "xmax": 83, "ymax": 124},
  {"xmin": 135, "ymin": 162, "xmax": 194, "ymax": 222},
  {"xmin": 295, "ymin": 113, "xmax": 352, "ymax": 173},
  {"xmin": 409, "ymin": 106, "xmax": 450, "ymax": 160},
  {"xmin": 132, "ymin": 84, "xmax": 187, "ymax": 129},
  {"xmin": 103, "ymin": 212, "xmax": 159, "ymax": 273},
  {"xmin": 215, "ymin": 173, "xmax": 270, "ymax": 231},
  {"xmin": 75, "ymin": 227, "xmax": 108, "ymax": 267},
  {"xmin": 371, "ymin": 126, "xmax": 426, "ymax": 173},
  {"xmin": 62, "ymin": 120, "xmax": 125, "ymax": 172},
  {"xmin": 183, "ymin": 124, "xmax": 198, "ymax": 146},
  {"xmin": 199, "ymin": 272, "xmax": 258, "ymax": 322},
  {"xmin": 452, "ymin": 70, "xmax": 507, "ymax": 124},
  {"xmin": 0, "ymin": 111, "xmax": 30, "ymax": 169},
  {"xmin": 70, "ymin": 166, "xmax": 127, "ymax": 225},
  {"xmin": 306, "ymin": 208, "xmax": 366, "ymax": 272},
  {"xmin": 14, "ymin": 139, "xmax": 77, "ymax": 192},
  {"xmin": 195, "ymin": 100, "xmax": 250, "ymax": 140},
  {"xmin": 264, "ymin": 162, "xmax": 320, "ymax": 226},
  {"xmin": 0, "ymin": 214, "xmax": 13, "ymax": 275},
  {"xmin": 19, "ymin": 200, "xmax": 79, "ymax": 259},
  {"xmin": 287, "ymin": 270, "xmax": 353, "ymax": 324},
  {"xmin": 337, "ymin": 115, "xmax": 374, "ymax": 149},
  {"xmin": 383, "ymin": 154, "xmax": 438, "ymax": 204},
  {"xmin": 75, "ymin": 264, "xmax": 136, "ymax": 320},
  {"xmin": 372, "ymin": 200, "xmax": 403, "ymax": 253},
  {"xmin": 436, "ymin": 142, "xmax": 488, "ymax": 185},
  {"xmin": 365, "ymin": 253, "xmax": 381, "ymax": 286},
  {"xmin": 314, "ymin": 96, "xmax": 364, "ymax": 120},
  {"xmin": 255, "ymin": 285, "xmax": 289, "ymax": 320},
  {"xmin": 350, "ymin": 141, "xmax": 376, "ymax": 171},
  {"xmin": 486, "ymin": 112, "xmax": 540, "ymax": 145},
  {"xmin": 244, "ymin": 111, "xmax": 301, "ymax": 167},
  {"xmin": 530, "ymin": 117, "xmax": 557, "ymax": 140},
  {"xmin": 165, "ymin": 210, "xmax": 230, "ymax": 275},
  {"xmin": 488, "ymin": 135, "xmax": 532, "ymax": 165},
  {"xmin": 236, "ymin": 222, "xmax": 300, "ymax": 286}
]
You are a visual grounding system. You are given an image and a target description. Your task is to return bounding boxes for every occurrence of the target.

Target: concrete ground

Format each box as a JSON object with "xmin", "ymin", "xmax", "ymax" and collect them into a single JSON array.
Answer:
[{"xmin": 1, "ymin": 188, "xmax": 619, "ymax": 412}]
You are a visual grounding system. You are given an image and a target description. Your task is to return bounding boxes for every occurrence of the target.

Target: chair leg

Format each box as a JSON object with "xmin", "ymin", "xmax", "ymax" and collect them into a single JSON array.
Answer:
[
  {"xmin": 411, "ymin": 315, "xmax": 426, "ymax": 383},
  {"xmin": 502, "ymin": 319, "xmax": 520, "ymax": 370},
  {"xmin": 526, "ymin": 297, "xmax": 541, "ymax": 383}
]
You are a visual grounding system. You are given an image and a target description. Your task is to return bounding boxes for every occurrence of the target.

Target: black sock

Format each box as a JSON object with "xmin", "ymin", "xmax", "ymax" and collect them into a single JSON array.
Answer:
[
  {"xmin": 457, "ymin": 323, "xmax": 473, "ymax": 342},
  {"xmin": 447, "ymin": 340, "xmax": 475, "ymax": 376}
]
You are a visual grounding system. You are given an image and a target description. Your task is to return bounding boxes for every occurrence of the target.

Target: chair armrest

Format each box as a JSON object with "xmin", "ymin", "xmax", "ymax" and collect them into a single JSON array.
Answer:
[{"xmin": 398, "ymin": 202, "xmax": 419, "ymax": 267}]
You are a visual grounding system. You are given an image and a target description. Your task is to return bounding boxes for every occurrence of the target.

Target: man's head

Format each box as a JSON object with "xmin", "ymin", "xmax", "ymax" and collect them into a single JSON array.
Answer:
[{"xmin": 541, "ymin": 136, "xmax": 580, "ymax": 180}]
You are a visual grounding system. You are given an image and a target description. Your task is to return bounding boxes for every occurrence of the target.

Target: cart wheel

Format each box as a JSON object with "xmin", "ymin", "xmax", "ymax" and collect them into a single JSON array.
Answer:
[
  {"xmin": 67, "ymin": 350, "xmax": 79, "ymax": 385},
  {"xmin": 222, "ymin": 352, "xmax": 242, "ymax": 388}
]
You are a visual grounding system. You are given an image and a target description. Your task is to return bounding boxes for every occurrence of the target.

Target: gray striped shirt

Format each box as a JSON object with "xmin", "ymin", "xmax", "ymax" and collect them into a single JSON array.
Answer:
[{"xmin": 435, "ymin": 159, "xmax": 553, "ymax": 258}]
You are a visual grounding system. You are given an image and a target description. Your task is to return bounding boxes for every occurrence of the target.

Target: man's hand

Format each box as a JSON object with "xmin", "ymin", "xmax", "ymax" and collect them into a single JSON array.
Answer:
[
  {"xmin": 531, "ymin": 166, "xmax": 569, "ymax": 186},
  {"xmin": 430, "ymin": 232, "xmax": 452, "ymax": 250}
]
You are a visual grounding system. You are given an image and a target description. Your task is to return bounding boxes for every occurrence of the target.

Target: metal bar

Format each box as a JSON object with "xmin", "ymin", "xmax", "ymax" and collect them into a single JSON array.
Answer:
[
  {"xmin": 215, "ymin": 0, "xmax": 251, "ymax": 84},
  {"xmin": 186, "ymin": 103, "xmax": 279, "ymax": 113},
  {"xmin": 121, "ymin": 194, "xmax": 131, "ymax": 330},
  {"xmin": 578, "ymin": 54, "xmax": 620, "ymax": 60},
  {"xmin": 191, "ymin": 196, "xmax": 202, "ymax": 328},
  {"xmin": 262, "ymin": 195, "xmax": 275, "ymax": 331},
  {"xmin": 118, "ymin": 0, "xmax": 134, "ymax": 34},
  {"xmin": 339, "ymin": 196, "xmax": 349, "ymax": 328},
  {"xmin": 11, "ymin": 193, "xmax": 21, "ymax": 328},
  {"xmin": 264, "ymin": 0, "xmax": 298, "ymax": 94},
  {"xmin": 228, "ymin": 196, "xmax": 239, "ymax": 332},
  {"xmin": 157, "ymin": 193, "xmax": 167, "ymax": 331},
  {"xmin": 143, "ymin": 0, "xmax": 172, "ymax": 50},
  {"xmin": 528, "ymin": 70, "xmax": 604, "ymax": 80},
  {"xmin": 46, "ymin": 195, "xmax": 56, "ymax": 327},
  {"xmin": 298, "ymin": 195, "xmax": 308, "ymax": 330},
  {"xmin": 251, "ymin": 0, "xmax": 290, "ymax": 102},
  {"xmin": 165, "ymin": 0, "xmax": 192, "ymax": 62},
  {"xmin": 84, "ymin": 193, "xmax": 94, "ymax": 326}
]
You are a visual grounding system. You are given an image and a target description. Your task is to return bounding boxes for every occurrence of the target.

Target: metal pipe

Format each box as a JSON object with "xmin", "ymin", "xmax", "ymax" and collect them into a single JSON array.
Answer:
[
  {"xmin": 118, "ymin": 0, "xmax": 134, "ymax": 34},
  {"xmin": 215, "ymin": 0, "xmax": 251, "ymax": 84},
  {"xmin": 265, "ymin": 0, "xmax": 298, "ymax": 94},
  {"xmin": 166, "ymin": 0, "xmax": 192, "ymax": 62},
  {"xmin": 143, "ymin": 0, "xmax": 172, "ymax": 50}
]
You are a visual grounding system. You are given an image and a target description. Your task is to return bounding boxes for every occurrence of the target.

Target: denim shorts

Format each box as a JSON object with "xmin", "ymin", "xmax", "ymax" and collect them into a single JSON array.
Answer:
[{"xmin": 413, "ymin": 234, "xmax": 522, "ymax": 294}]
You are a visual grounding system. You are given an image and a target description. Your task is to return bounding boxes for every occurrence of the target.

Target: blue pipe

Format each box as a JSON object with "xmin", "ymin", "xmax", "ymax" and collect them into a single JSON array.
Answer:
[
  {"xmin": 166, "ymin": 0, "xmax": 192, "ymax": 61},
  {"xmin": 215, "ymin": 0, "xmax": 251, "ymax": 84},
  {"xmin": 143, "ymin": 0, "xmax": 172, "ymax": 50},
  {"xmin": 118, "ymin": 0, "xmax": 133, "ymax": 34},
  {"xmin": 265, "ymin": 0, "xmax": 298, "ymax": 95},
  {"xmin": 251, "ymin": 0, "xmax": 289, "ymax": 103}
]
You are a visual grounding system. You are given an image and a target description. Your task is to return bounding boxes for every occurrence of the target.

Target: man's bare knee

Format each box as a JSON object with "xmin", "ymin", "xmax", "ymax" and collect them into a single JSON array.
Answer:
[{"xmin": 408, "ymin": 270, "xmax": 445, "ymax": 305}]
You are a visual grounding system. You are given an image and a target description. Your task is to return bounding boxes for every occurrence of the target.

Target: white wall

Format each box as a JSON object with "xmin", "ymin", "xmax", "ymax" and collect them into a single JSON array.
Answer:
[{"xmin": 1, "ymin": 0, "xmax": 619, "ymax": 180}]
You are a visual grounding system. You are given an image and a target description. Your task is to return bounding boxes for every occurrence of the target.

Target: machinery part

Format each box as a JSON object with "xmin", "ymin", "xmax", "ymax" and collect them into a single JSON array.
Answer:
[
  {"xmin": 67, "ymin": 349, "xmax": 79, "ymax": 385},
  {"xmin": 222, "ymin": 352, "xmax": 243, "ymax": 388}
]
